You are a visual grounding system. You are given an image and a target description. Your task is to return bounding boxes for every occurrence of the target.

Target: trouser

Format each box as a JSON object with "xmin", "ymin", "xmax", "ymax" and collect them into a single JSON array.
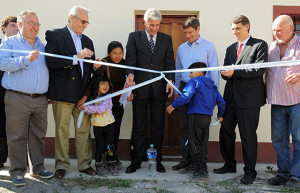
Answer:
[
  {"xmin": 112, "ymin": 96, "xmax": 124, "ymax": 153},
  {"xmin": 94, "ymin": 124, "xmax": 116, "ymax": 163},
  {"xmin": 52, "ymin": 100, "xmax": 92, "ymax": 171},
  {"xmin": 5, "ymin": 90, "xmax": 47, "ymax": 178},
  {"xmin": 130, "ymin": 85, "xmax": 165, "ymax": 165},
  {"xmin": 188, "ymin": 114, "xmax": 211, "ymax": 171},
  {"xmin": 0, "ymin": 100, "xmax": 7, "ymax": 165},
  {"xmin": 219, "ymin": 101, "xmax": 260, "ymax": 178},
  {"xmin": 271, "ymin": 104, "xmax": 300, "ymax": 182}
]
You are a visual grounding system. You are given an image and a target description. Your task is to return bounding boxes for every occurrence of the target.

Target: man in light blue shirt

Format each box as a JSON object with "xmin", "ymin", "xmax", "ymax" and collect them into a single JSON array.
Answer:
[
  {"xmin": 0, "ymin": 10, "xmax": 53, "ymax": 187},
  {"xmin": 172, "ymin": 17, "xmax": 219, "ymax": 172}
]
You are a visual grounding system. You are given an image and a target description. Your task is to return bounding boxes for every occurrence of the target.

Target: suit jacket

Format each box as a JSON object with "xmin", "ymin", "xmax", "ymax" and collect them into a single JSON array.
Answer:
[
  {"xmin": 0, "ymin": 38, "xmax": 5, "ymax": 102},
  {"xmin": 125, "ymin": 31, "xmax": 175, "ymax": 99},
  {"xmin": 221, "ymin": 36, "xmax": 268, "ymax": 108},
  {"xmin": 45, "ymin": 26, "xmax": 95, "ymax": 104}
]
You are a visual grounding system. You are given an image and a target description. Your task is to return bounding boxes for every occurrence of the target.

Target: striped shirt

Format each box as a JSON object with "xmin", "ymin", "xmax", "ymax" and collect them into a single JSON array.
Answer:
[
  {"xmin": 266, "ymin": 34, "xmax": 300, "ymax": 105},
  {"xmin": 0, "ymin": 33, "xmax": 49, "ymax": 94}
]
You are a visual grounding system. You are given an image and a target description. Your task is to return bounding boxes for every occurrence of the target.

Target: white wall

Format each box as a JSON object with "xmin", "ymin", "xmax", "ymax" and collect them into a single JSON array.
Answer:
[{"xmin": 1, "ymin": 0, "xmax": 300, "ymax": 142}]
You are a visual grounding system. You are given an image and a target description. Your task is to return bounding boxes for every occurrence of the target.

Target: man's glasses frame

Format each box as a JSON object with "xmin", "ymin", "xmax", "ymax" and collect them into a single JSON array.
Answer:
[{"xmin": 74, "ymin": 15, "xmax": 90, "ymax": 26}]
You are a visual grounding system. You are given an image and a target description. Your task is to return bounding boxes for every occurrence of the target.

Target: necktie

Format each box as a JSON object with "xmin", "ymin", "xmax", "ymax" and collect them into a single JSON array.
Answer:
[
  {"xmin": 149, "ymin": 35, "xmax": 154, "ymax": 53},
  {"xmin": 237, "ymin": 43, "xmax": 244, "ymax": 59}
]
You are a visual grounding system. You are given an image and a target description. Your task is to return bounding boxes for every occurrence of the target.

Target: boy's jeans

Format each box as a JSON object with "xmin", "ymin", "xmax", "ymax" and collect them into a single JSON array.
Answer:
[{"xmin": 271, "ymin": 104, "xmax": 300, "ymax": 182}]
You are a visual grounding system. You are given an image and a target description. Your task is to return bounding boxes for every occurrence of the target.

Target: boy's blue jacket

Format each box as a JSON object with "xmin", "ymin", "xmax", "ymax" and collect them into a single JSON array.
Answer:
[{"xmin": 172, "ymin": 76, "xmax": 225, "ymax": 117}]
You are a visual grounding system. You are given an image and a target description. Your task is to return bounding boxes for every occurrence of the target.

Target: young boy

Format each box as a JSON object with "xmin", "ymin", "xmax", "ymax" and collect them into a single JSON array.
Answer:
[{"xmin": 166, "ymin": 62, "xmax": 225, "ymax": 180}]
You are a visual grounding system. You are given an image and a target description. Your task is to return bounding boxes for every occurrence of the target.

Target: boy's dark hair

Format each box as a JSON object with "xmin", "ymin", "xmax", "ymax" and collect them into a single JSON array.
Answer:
[
  {"xmin": 1, "ymin": 16, "xmax": 17, "ymax": 34},
  {"xmin": 183, "ymin": 17, "xmax": 200, "ymax": 30},
  {"xmin": 188, "ymin": 62, "xmax": 207, "ymax": 75},
  {"xmin": 91, "ymin": 74, "xmax": 112, "ymax": 100}
]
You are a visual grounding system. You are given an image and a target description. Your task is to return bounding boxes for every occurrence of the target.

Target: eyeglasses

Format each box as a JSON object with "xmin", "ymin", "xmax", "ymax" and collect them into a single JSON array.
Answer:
[
  {"xmin": 27, "ymin": 21, "xmax": 41, "ymax": 27},
  {"xmin": 74, "ymin": 15, "xmax": 90, "ymax": 26}
]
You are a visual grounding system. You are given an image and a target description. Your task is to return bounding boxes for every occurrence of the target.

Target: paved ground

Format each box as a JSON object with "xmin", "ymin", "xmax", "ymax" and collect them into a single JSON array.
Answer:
[{"xmin": 0, "ymin": 159, "xmax": 296, "ymax": 192}]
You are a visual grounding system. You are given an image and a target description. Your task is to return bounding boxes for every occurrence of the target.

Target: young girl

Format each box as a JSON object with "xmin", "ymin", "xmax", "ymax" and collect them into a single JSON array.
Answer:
[{"xmin": 81, "ymin": 75, "xmax": 119, "ymax": 177}]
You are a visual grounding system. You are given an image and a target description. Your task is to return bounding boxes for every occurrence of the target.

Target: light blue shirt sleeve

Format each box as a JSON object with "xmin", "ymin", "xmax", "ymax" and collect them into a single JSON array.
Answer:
[
  {"xmin": 206, "ymin": 44, "xmax": 219, "ymax": 88},
  {"xmin": 175, "ymin": 48, "xmax": 182, "ymax": 95}
]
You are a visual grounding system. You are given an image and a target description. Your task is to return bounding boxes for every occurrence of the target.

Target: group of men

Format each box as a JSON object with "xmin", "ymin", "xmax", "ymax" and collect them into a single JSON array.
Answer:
[{"xmin": 0, "ymin": 6, "xmax": 299, "ymax": 191}]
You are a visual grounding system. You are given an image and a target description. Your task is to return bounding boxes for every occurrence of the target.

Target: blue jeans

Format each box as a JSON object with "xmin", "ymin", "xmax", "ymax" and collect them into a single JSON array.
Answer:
[{"xmin": 271, "ymin": 104, "xmax": 300, "ymax": 182}]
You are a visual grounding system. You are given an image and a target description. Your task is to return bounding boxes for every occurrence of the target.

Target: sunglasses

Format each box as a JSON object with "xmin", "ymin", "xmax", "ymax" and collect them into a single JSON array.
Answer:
[{"xmin": 74, "ymin": 15, "xmax": 90, "ymax": 26}]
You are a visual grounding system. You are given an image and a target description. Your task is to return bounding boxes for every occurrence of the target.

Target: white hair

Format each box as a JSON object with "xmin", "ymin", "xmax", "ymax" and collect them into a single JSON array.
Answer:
[
  {"xmin": 68, "ymin": 5, "xmax": 89, "ymax": 17},
  {"xmin": 18, "ymin": 10, "xmax": 36, "ymax": 24},
  {"xmin": 144, "ymin": 8, "xmax": 162, "ymax": 23}
]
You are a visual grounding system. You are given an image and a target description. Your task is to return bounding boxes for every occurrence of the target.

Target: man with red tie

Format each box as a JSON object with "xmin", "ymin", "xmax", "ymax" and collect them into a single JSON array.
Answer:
[{"xmin": 213, "ymin": 15, "xmax": 268, "ymax": 185}]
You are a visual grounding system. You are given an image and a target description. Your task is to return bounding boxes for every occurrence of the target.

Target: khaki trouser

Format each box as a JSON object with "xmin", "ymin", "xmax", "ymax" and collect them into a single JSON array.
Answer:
[
  {"xmin": 52, "ymin": 100, "xmax": 92, "ymax": 171},
  {"xmin": 5, "ymin": 91, "xmax": 48, "ymax": 178}
]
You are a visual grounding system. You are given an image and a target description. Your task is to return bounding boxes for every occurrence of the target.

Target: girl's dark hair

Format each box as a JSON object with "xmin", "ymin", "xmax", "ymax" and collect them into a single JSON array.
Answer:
[
  {"xmin": 91, "ymin": 74, "xmax": 112, "ymax": 100},
  {"xmin": 107, "ymin": 41, "xmax": 123, "ymax": 55}
]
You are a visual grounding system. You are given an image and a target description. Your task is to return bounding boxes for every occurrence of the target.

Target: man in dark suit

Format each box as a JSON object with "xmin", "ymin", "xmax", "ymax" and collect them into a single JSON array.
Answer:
[
  {"xmin": 125, "ymin": 8, "xmax": 175, "ymax": 174},
  {"xmin": 213, "ymin": 15, "xmax": 268, "ymax": 184},
  {"xmin": 45, "ymin": 5, "xmax": 95, "ymax": 179},
  {"xmin": 0, "ymin": 16, "xmax": 19, "ymax": 169}
]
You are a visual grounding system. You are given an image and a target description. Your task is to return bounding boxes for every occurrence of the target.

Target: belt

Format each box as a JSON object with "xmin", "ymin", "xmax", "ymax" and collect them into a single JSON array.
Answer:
[{"xmin": 8, "ymin": 90, "xmax": 45, "ymax": 98}]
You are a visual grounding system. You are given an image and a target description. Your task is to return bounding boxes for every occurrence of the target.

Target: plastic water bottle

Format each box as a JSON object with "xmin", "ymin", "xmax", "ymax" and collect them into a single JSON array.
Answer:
[{"xmin": 147, "ymin": 144, "xmax": 157, "ymax": 177}]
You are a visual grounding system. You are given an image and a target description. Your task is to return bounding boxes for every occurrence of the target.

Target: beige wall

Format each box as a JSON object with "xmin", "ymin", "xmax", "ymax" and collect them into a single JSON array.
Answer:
[{"xmin": 1, "ymin": 0, "xmax": 300, "ymax": 142}]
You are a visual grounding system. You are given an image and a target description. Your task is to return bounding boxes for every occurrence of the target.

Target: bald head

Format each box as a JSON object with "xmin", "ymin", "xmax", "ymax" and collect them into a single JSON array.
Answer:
[{"xmin": 272, "ymin": 15, "xmax": 294, "ymax": 44}]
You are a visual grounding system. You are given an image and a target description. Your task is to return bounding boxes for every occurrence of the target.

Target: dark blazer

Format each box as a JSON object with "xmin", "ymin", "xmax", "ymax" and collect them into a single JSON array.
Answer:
[
  {"xmin": 0, "ymin": 39, "xmax": 5, "ymax": 102},
  {"xmin": 221, "ymin": 36, "xmax": 268, "ymax": 108},
  {"xmin": 45, "ymin": 26, "xmax": 95, "ymax": 104},
  {"xmin": 125, "ymin": 31, "xmax": 175, "ymax": 99}
]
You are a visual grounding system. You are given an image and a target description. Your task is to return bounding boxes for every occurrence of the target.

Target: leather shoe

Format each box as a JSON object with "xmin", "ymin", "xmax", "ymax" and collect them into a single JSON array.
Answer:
[
  {"xmin": 55, "ymin": 169, "xmax": 66, "ymax": 180},
  {"xmin": 172, "ymin": 162, "xmax": 189, "ymax": 171},
  {"xmin": 213, "ymin": 163, "xmax": 236, "ymax": 174},
  {"xmin": 268, "ymin": 175, "xmax": 289, "ymax": 186},
  {"xmin": 240, "ymin": 175, "xmax": 255, "ymax": 185},
  {"xmin": 80, "ymin": 167, "xmax": 96, "ymax": 176},
  {"xmin": 125, "ymin": 164, "xmax": 141, "ymax": 174},
  {"xmin": 157, "ymin": 162, "xmax": 165, "ymax": 173}
]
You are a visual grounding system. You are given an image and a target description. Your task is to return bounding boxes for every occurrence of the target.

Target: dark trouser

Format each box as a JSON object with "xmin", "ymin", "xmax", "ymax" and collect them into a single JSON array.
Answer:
[
  {"xmin": 93, "ymin": 124, "xmax": 116, "ymax": 163},
  {"xmin": 131, "ymin": 85, "xmax": 165, "ymax": 165},
  {"xmin": 219, "ymin": 101, "xmax": 260, "ymax": 178},
  {"xmin": 178, "ymin": 82, "xmax": 191, "ymax": 165},
  {"xmin": 188, "ymin": 114, "xmax": 211, "ymax": 171},
  {"xmin": 112, "ymin": 96, "xmax": 124, "ymax": 153},
  {"xmin": 0, "ymin": 100, "xmax": 7, "ymax": 165},
  {"xmin": 5, "ymin": 90, "xmax": 48, "ymax": 178}
]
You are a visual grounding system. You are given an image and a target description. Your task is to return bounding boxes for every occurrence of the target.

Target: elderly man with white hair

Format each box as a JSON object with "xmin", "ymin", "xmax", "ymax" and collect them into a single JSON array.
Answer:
[
  {"xmin": 45, "ymin": 5, "xmax": 96, "ymax": 179},
  {"xmin": 125, "ymin": 8, "xmax": 175, "ymax": 174},
  {"xmin": 266, "ymin": 15, "xmax": 300, "ymax": 191}
]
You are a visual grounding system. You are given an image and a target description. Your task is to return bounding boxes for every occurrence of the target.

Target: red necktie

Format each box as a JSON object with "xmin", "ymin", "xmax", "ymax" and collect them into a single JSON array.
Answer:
[{"xmin": 237, "ymin": 43, "xmax": 244, "ymax": 59}]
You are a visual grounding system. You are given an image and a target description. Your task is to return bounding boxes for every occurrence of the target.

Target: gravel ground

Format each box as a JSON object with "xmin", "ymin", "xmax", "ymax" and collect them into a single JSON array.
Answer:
[{"xmin": 0, "ymin": 160, "xmax": 297, "ymax": 193}]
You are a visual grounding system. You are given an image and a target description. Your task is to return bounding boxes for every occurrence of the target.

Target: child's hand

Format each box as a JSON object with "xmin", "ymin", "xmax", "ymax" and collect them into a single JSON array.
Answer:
[
  {"xmin": 217, "ymin": 117, "xmax": 223, "ymax": 123},
  {"xmin": 166, "ymin": 105, "xmax": 175, "ymax": 114},
  {"xmin": 127, "ymin": 93, "xmax": 134, "ymax": 101},
  {"xmin": 80, "ymin": 106, "xmax": 85, "ymax": 110}
]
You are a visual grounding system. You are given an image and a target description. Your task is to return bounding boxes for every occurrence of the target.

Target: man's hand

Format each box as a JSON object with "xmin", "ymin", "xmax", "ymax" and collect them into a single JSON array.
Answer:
[
  {"xmin": 166, "ymin": 80, "xmax": 174, "ymax": 98},
  {"xmin": 174, "ymin": 94, "xmax": 180, "ymax": 100},
  {"xmin": 221, "ymin": 64, "xmax": 235, "ymax": 77},
  {"xmin": 166, "ymin": 105, "xmax": 175, "ymax": 114},
  {"xmin": 285, "ymin": 73, "xmax": 300, "ymax": 85},
  {"xmin": 28, "ymin": 50, "xmax": 39, "ymax": 63},
  {"xmin": 217, "ymin": 117, "xmax": 223, "ymax": 123},
  {"xmin": 93, "ymin": 58, "xmax": 101, "ymax": 69},
  {"xmin": 77, "ymin": 96, "xmax": 87, "ymax": 109},
  {"xmin": 80, "ymin": 105, "xmax": 85, "ymax": 110},
  {"xmin": 76, "ymin": 48, "xmax": 94, "ymax": 59},
  {"xmin": 126, "ymin": 73, "xmax": 135, "ymax": 86}
]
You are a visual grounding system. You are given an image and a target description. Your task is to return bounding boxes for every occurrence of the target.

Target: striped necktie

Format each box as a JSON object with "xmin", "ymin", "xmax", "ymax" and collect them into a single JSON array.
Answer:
[{"xmin": 149, "ymin": 35, "xmax": 154, "ymax": 53}]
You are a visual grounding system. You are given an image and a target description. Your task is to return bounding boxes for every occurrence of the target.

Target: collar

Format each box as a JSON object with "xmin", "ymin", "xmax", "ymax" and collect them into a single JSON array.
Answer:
[
  {"xmin": 187, "ymin": 35, "xmax": 202, "ymax": 46},
  {"xmin": 67, "ymin": 25, "xmax": 82, "ymax": 38},
  {"xmin": 17, "ymin": 32, "xmax": 41, "ymax": 45},
  {"xmin": 145, "ymin": 30, "xmax": 157, "ymax": 39},
  {"xmin": 238, "ymin": 35, "xmax": 250, "ymax": 46}
]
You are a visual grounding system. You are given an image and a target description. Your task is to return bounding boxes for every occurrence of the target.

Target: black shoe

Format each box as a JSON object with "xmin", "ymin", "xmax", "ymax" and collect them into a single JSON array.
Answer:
[
  {"xmin": 240, "ymin": 175, "xmax": 255, "ymax": 185},
  {"xmin": 157, "ymin": 162, "xmax": 165, "ymax": 173},
  {"xmin": 125, "ymin": 164, "xmax": 141, "ymax": 174},
  {"xmin": 213, "ymin": 163, "xmax": 236, "ymax": 174},
  {"xmin": 0, "ymin": 163, "xmax": 4, "ymax": 169},
  {"xmin": 268, "ymin": 175, "xmax": 289, "ymax": 186},
  {"xmin": 172, "ymin": 162, "xmax": 189, "ymax": 171}
]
